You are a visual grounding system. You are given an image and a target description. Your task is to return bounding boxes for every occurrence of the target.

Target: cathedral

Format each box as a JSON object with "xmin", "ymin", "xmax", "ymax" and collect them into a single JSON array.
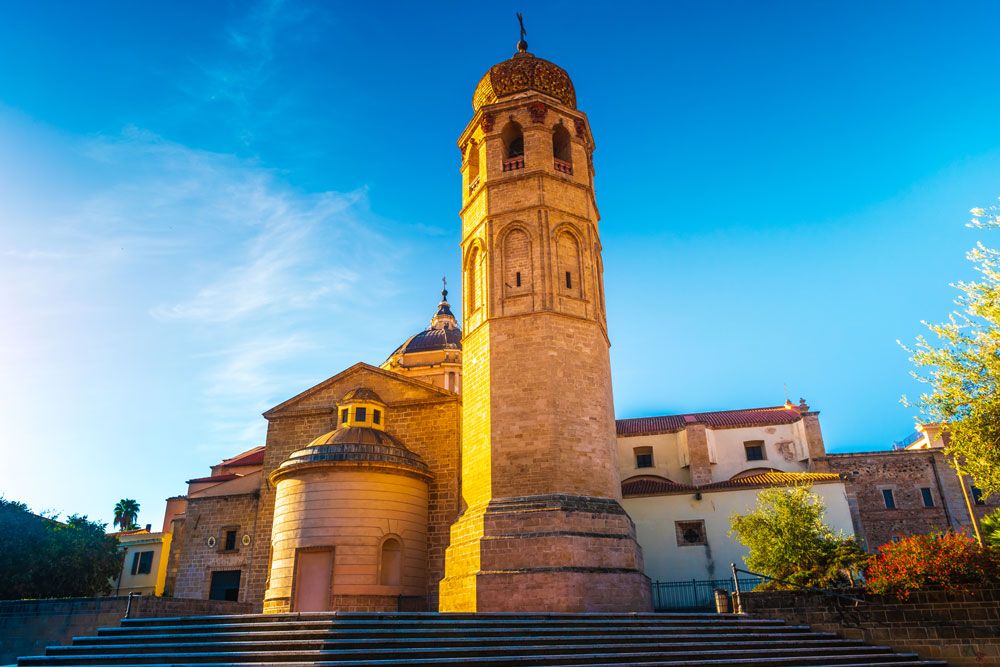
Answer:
[{"xmin": 152, "ymin": 34, "xmax": 996, "ymax": 614}]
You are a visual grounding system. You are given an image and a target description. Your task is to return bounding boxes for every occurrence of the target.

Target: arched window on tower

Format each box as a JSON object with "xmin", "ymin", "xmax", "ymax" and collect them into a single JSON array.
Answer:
[
  {"xmin": 466, "ymin": 245, "xmax": 482, "ymax": 313},
  {"xmin": 501, "ymin": 121, "xmax": 524, "ymax": 172},
  {"xmin": 503, "ymin": 228, "xmax": 531, "ymax": 295},
  {"xmin": 466, "ymin": 140, "xmax": 480, "ymax": 193},
  {"xmin": 556, "ymin": 230, "xmax": 583, "ymax": 299},
  {"xmin": 378, "ymin": 536, "xmax": 402, "ymax": 586},
  {"xmin": 553, "ymin": 123, "xmax": 572, "ymax": 174}
]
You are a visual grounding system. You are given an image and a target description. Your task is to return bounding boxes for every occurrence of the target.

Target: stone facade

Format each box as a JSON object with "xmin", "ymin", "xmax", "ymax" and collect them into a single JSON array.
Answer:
[
  {"xmin": 822, "ymin": 448, "xmax": 1000, "ymax": 550},
  {"xmin": 167, "ymin": 492, "xmax": 260, "ymax": 601}
]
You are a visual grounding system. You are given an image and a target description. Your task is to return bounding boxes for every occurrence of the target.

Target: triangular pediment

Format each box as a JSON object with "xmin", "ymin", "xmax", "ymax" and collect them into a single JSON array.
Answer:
[{"xmin": 262, "ymin": 362, "xmax": 455, "ymax": 419}]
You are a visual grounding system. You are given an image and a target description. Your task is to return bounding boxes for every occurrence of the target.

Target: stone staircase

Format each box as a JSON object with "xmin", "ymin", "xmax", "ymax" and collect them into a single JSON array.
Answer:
[{"xmin": 17, "ymin": 612, "xmax": 948, "ymax": 666}]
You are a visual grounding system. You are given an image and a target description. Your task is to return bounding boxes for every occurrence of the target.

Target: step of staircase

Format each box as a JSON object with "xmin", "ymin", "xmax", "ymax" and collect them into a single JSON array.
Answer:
[{"xmin": 17, "ymin": 611, "xmax": 948, "ymax": 666}]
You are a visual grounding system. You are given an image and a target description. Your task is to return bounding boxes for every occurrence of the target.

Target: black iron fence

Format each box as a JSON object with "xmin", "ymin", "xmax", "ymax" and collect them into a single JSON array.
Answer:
[{"xmin": 651, "ymin": 576, "xmax": 764, "ymax": 611}]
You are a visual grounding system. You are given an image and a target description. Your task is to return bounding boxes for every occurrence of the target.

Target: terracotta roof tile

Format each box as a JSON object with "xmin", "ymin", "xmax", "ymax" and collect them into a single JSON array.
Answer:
[
  {"xmin": 186, "ymin": 473, "xmax": 241, "ymax": 484},
  {"xmin": 220, "ymin": 446, "xmax": 265, "ymax": 467},
  {"xmin": 616, "ymin": 405, "xmax": 804, "ymax": 437},
  {"xmin": 621, "ymin": 471, "xmax": 842, "ymax": 498}
]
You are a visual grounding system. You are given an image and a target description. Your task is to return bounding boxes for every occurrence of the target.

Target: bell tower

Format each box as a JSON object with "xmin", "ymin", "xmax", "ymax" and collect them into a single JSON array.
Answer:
[{"xmin": 439, "ymin": 29, "xmax": 651, "ymax": 612}]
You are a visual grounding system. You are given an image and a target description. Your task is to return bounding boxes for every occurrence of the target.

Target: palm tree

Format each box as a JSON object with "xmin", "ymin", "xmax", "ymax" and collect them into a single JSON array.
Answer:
[{"xmin": 113, "ymin": 499, "xmax": 140, "ymax": 532}]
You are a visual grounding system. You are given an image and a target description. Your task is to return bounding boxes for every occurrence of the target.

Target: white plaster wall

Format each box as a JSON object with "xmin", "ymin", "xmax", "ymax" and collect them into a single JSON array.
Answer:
[
  {"xmin": 617, "ymin": 432, "xmax": 690, "ymax": 484},
  {"xmin": 705, "ymin": 423, "xmax": 809, "ymax": 481},
  {"xmin": 622, "ymin": 482, "xmax": 855, "ymax": 582}
]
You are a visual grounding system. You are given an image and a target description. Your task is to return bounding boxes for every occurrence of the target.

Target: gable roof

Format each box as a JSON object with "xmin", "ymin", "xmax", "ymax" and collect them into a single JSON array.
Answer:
[
  {"xmin": 616, "ymin": 405, "xmax": 805, "ymax": 437},
  {"xmin": 263, "ymin": 362, "xmax": 456, "ymax": 419}
]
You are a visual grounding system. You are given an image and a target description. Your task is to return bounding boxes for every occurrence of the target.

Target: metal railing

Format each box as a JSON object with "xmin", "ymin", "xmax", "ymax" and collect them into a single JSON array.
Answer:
[
  {"xmin": 730, "ymin": 563, "xmax": 867, "ymax": 615},
  {"xmin": 651, "ymin": 575, "xmax": 763, "ymax": 611}
]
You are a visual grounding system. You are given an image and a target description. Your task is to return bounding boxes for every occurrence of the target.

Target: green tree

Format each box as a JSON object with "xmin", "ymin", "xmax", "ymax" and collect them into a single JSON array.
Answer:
[
  {"xmin": 113, "ymin": 498, "xmax": 140, "ymax": 532},
  {"xmin": 0, "ymin": 498, "xmax": 123, "ymax": 599},
  {"xmin": 729, "ymin": 485, "xmax": 867, "ymax": 589},
  {"xmin": 902, "ymin": 198, "xmax": 1000, "ymax": 498},
  {"xmin": 981, "ymin": 508, "xmax": 1000, "ymax": 548}
]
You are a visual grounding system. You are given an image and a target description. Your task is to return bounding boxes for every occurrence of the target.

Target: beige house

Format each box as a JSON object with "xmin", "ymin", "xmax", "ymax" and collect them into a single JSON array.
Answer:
[{"xmin": 111, "ymin": 528, "xmax": 172, "ymax": 596}]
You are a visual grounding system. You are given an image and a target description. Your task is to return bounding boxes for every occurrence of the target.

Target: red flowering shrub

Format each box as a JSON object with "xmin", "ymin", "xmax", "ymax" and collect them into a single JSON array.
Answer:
[{"xmin": 865, "ymin": 532, "xmax": 1000, "ymax": 598}]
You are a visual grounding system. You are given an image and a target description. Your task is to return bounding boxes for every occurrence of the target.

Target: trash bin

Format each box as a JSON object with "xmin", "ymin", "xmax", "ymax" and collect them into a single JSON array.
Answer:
[{"xmin": 714, "ymin": 588, "xmax": 731, "ymax": 613}]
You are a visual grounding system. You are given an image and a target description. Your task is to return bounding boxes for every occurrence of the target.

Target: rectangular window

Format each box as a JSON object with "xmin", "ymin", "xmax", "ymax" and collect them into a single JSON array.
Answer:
[
  {"xmin": 972, "ymin": 486, "xmax": 985, "ymax": 506},
  {"xmin": 920, "ymin": 487, "xmax": 934, "ymax": 508},
  {"xmin": 744, "ymin": 441, "xmax": 765, "ymax": 462},
  {"xmin": 882, "ymin": 488, "xmax": 896, "ymax": 509},
  {"xmin": 675, "ymin": 520, "xmax": 707, "ymax": 546},
  {"xmin": 340, "ymin": 409, "xmax": 348, "ymax": 424},
  {"xmin": 224, "ymin": 530, "xmax": 237, "ymax": 551},
  {"xmin": 130, "ymin": 551, "xmax": 154, "ymax": 575},
  {"xmin": 565, "ymin": 271, "xmax": 572, "ymax": 289},
  {"xmin": 373, "ymin": 409, "xmax": 381, "ymax": 425},
  {"xmin": 515, "ymin": 271, "xmax": 521, "ymax": 287},
  {"xmin": 634, "ymin": 446, "xmax": 653, "ymax": 469},
  {"xmin": 354, "ymin": 407, "xmax": 367, "ymax": 422},
  {"xmin": 137, "ymin": 550, "xmax": 153, "ymax": 575}
]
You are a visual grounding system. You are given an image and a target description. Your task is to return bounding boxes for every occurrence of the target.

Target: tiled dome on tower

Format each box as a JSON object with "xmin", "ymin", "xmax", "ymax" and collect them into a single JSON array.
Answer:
[
  {"xmin": 381, "ymin": 281, "xmax": 462, "ymax": 393},
  {"xmin": 472, "ymin": 40, "xmax": 576, "ymax": 111}
]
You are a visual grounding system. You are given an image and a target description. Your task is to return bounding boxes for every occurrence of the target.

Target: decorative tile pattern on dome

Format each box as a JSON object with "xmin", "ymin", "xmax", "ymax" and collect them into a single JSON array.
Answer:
[{"xmin": 472, "ymin": 53, "xmax": 576, "ymax": 111}]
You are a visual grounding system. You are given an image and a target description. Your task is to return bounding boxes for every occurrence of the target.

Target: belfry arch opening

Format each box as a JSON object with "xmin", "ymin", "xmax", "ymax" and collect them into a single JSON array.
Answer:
[
  {"xmin": 553, "ymin": 123, "xmax": 572, "ymax": 171},
  {"xmin": 501, "ymin": 121, "xmax": 524, "ymax": 171}
]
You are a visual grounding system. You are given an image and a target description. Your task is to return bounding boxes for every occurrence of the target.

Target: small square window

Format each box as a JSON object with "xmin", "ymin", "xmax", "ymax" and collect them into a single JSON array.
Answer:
[
  {"xmin": 634, "ymin": 446, "xmax": 653, "ymax": 469},
  {"xmin": 972, "ymin": 486, "xmax": 985, "ymax": 506},
  {"xmin": 224, "ymin": 530, "xmax": 237, "ymax": 551},
  {"xmin": 920, "ymin": 487, "xmax": 934, "ymax": 508},
  {"xmin": 675, "ymin": 520, "xmax": 707, "ymax": 546},
  {"xmin": 355, "ymin": 407, "xmax": 367, "ymax": 422},
  {"xmin": 882, "ymin": 488, "xmax": 896, "ymax": 509},
  {"xmin": 372, "ymin": 409, "xmax": 381, "ymax": 425},
  {"xmin": 137, "ymin": 551, "xmax": 153, "ymax": 574},
  {"xmin": 744, "ymin": 441, "xmax": 765, "ymax": 462},
  {"xmin": 341, "ymin": 409, "xmax": 348, "ymax": 424}
]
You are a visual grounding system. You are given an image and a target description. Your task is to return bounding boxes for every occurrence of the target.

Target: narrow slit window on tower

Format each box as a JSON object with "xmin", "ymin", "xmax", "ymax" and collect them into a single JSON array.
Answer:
[
  {"xmin": 354, "ymin": 407, "xmax": 367, "ymax": 422},
  {"xmin": 565, "ymin": 271, "xmax": 572, "ymax": 289},
  {"xmin": 515, "ymin": 271, "xmax": 521, "ymax": 287},
  {"xmin": 340, "ymin": 409, "xmax": 348, "ymax": 424},
  {"xmin": 372, "ymin": 409, "xmax": 381, "ymax": 425}
]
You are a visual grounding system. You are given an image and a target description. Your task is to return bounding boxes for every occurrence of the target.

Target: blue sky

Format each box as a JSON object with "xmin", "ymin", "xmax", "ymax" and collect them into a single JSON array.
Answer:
[{"xmin": 2, "ymin": 1, "xmax": 999, "ymax": 528}]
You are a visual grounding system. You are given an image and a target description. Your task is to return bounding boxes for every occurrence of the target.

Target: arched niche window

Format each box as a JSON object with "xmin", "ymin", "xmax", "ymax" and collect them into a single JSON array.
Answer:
[
  {"xmin": 465, "ymin": 140, "xmax": 480, "ymax": 191},
  {"xmin": 556, "ymin": 229, "xmax": 583, "ymax": 299},
  {"xmin": 502, "ymin": 227, "xmax": 531, "ymax": 294},
  {"xmin": 466, "ymin": 245, "xmax": 483, "ymax": 312},
  {"xmin": 553, "ymin": 123, "xmax": 572, "ymax": 174},
  {"xmin": 501, "ymin": 121, "xmax": 524, "ymax": 171},
  {"xmin": 378, "ymin": 536, "xmax": 402, "ymax": 586}
]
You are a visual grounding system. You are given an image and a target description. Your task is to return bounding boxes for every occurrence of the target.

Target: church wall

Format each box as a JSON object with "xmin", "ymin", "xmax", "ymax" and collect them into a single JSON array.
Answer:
[
  {"xmin": 623, "ymin": 482, "xmax": 853, "ymax": 582},
  {"xmin": 706, "ymin": 423, "xmax": 809, "ymax": 481},
  {"xmin": 169, "ymin": 492, "xmax": 260, "ymax": 602},
  {"xmin": 266, "ymin": 469, "xmax": 428, "ymax": 612},
  {"xmin": 248, "ymin": 368, "xmax": 460, "ymax": 612},
  {"xmin": 617, "ymin": 432, "xmax": 688, "ymax": 484}
]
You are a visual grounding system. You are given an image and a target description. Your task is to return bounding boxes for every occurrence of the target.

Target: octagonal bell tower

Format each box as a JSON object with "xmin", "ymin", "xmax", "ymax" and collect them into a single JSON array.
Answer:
[{"xmin": 439, "ymin": 34, "xmax": 651, "ymax": 612}]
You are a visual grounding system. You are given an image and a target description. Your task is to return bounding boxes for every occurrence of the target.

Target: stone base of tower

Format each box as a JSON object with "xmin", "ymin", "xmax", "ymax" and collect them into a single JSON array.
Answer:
[{"xmin": 439, "ymin": 494, "xmax": 652, "ymax": 612}]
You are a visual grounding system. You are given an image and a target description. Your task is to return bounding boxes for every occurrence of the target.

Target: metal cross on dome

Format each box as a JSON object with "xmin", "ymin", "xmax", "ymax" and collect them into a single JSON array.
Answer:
[{"xmin": 516, "ymin": 12, "xmax": 528, "ymax": 52}]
